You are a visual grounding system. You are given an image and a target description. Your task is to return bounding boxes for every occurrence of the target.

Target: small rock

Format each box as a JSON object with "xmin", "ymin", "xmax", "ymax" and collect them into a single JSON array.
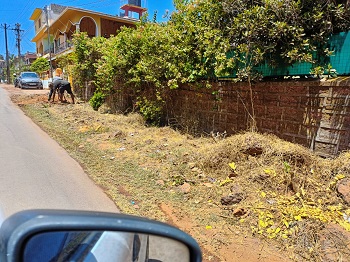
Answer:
[
  {"xmin": 230, "ymin": 185, "xmax": 243, "ymax": 194},
  {"xmin": 179, "ymin": 182, "xmax": 191, "ymax": 193},
  {"xmin": 144, "ymin": 139, "xmax": 153, "ymax": 145},
  {"xmin": 337, "ymin": 178, "xmax": 350, "ymax": 205},
  {"xmin": 319, "ymin": 224, "xmax": 350, "ymax": 261},
  {"xmin": 110, "ymin": 130, "xmax": 123, "ymax": 138},
  {"xmin": 243, "ymin": 146, "xmax": 263, "ymax": 156},
  {"xmin": 156, "ymin": 180, "xmax": 165, "ymax": 186},
  {"xmin": 221, "ymin": 192, "xmax": 244, "ymax": 205},
  {"xmin": 258, "ymin": 173, "xmax": 270, "ymax": 180},
  {"xmin": 197, "ymin": 173, "xmax": 206, "ymax": 179},
  {"xmin": 228, "ymin": 172, "xmax": 238, "ymax": 178},
  {"xmin": 232, "ymin": 207, "xmax": 247, "ymax": 217}
]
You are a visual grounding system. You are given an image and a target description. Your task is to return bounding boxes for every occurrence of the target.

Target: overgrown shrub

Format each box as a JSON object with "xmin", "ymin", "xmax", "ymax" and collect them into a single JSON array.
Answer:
[
  {"xmin": 89, "ymin": 91, "xmax": 106, "ymax": 111},
  {"xmin": 67, "ymin": 0, "xmax": 350, "ymax": 121},
  {"xmin": 135, "ymin": 96, "xmax": 164, "ymax": 125},
  {"xmin": 30, "ymin": 57, "xmax": 49, "ymax": 74}
]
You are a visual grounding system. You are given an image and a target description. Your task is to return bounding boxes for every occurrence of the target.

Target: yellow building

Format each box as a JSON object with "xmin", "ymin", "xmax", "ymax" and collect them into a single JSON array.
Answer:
[{"xmin": 30, "ymin": 3, "xmax": 145, "ymax": 77}]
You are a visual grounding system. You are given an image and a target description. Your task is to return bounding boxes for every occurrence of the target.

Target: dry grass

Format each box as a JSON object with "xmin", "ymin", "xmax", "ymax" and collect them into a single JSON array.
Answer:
[{"xmin": 12, "ymin": 92, "xmax": 350, "ymax": 262}]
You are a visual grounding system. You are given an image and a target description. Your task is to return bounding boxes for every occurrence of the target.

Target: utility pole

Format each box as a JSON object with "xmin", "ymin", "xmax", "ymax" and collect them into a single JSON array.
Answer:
[
  {"xmin": 44, "ymin": 5, "xmax": 54, "ymax": 80},
  {"xmin": 2, "ymin": 23, "xmax": 11, "ymax": 84},
  {"xmin": 12, "ymin": 23, "xmax": 24, "ymax": 72}
]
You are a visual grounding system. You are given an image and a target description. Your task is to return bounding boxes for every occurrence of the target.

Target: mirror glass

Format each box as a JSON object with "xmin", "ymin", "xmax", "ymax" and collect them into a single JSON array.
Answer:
[{"xmin": 22, "ymin": 231, "xmax": 190, "ymax": 262}]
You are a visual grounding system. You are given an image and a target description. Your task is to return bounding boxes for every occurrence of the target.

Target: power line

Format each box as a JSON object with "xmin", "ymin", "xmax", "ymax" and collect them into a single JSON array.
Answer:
[
  {"xmin": 1, "ymin": 23, "xmax": 11, "ymax": 83},
  {"xmin": 44, "ymin": 5, "xmax": 54, "ymax": 79},
  {"xmin": 10, "ymin": 23, "xmax": 24, "ymax": 71},
  {"xmin": 74, "ymin": 0, "xmax": 108, "ymax": 8},
  {"xmin": 16, "ymin": 1, "xmax": 37, "ymax": 23}
]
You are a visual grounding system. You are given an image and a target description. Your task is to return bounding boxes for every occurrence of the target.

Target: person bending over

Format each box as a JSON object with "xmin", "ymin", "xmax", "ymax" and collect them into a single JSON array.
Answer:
[
  {"xmin": 52, "ymin": 79, "xmax": 75, "ymax": 104},
  {"xmin": 48, "ymin": 77, "xmax": 62, "ymax": 102}
]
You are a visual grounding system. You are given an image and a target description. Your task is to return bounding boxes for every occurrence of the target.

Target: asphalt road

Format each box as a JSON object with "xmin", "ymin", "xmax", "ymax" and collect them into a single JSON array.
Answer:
[{"xmin": 0, "ymin": 85, "xmax": 119, "ymax": 220}]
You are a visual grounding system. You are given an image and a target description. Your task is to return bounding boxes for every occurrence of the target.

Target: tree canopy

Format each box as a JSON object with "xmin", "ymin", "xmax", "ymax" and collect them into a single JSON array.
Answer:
[{"xmin": 30, "ymin": 57, "xmax": 49, "ymax": 74}]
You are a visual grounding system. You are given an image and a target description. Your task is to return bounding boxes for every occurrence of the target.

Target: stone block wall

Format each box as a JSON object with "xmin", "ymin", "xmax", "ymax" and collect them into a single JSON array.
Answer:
[{"xmin": 166, "ymin": 78, "xmax": 350, "ymax": 157}]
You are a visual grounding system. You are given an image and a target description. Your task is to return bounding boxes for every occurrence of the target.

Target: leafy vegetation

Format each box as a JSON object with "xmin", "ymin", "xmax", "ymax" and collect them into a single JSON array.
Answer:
[
  {"xmin": 56, "ymin": 0, "xmax": 350, "ymax": 122},
  {"xmin": 89, "ymin": 91, "xmax": 106, "ymax": 111},
  {"xmin": 30, "ymin": 57, "xmax": 49, "ymax": 74}
]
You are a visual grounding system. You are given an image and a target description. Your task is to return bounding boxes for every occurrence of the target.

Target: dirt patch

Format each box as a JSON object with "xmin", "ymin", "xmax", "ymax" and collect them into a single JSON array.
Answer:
[{"xmin": 3, "ymin": 83, "xmax": 350, "ymax": 262}]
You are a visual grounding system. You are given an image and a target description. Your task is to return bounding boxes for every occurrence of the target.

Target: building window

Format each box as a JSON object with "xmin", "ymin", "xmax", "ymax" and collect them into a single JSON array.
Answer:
[{"xmin": 38, "ymin": 18, "xmax": 41, "ymax": 28}]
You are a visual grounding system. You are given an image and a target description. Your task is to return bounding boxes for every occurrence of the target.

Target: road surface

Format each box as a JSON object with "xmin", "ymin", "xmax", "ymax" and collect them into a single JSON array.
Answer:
[{"xmin": 0, "ymin": 85, "xmax": 119, "ymax": 220}]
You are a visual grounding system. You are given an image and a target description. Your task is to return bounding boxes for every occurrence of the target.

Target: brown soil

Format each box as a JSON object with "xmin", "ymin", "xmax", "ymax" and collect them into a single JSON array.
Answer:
[{"xmin": 2, "ymin": 84, "xmax": 350, "ymax": 262}]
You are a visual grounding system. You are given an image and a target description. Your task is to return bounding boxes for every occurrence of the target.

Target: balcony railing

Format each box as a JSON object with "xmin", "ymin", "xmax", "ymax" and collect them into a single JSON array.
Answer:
[
  {"xmin": 55, "ymin": 41, "xmax": 73, "ymax": 54},
  {"xmin": 43, "ymin": 41, "xmax": 73, "ymax": 56},
  {"xmin": 43, "ymin": 47, "xmax": 54, "ymax": 55}
]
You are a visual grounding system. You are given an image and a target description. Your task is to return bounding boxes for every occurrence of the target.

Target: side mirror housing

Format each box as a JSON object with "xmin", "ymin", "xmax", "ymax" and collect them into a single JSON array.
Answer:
[{"xmin": 0, "ymin": 209, "xmax": 202, "ymax": 262}]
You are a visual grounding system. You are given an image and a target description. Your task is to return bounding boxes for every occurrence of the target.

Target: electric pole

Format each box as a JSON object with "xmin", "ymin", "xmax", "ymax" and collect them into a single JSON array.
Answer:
[
  {"xmin": 1, "ymin": 23, "xmax": 11, "ymax": 84},
  {"xmin": 44, "ymin": 5, "xmax": 54, "ymax": 80},
  {"xmin": 12, "ymin": 23, "xmax": 24, "ymax": 72}
]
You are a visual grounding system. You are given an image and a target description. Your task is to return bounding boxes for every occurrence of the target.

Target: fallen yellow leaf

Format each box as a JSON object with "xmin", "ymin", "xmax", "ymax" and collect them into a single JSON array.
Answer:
[
  {"xmin": 219, "ymin": 177, "xmax": 232, "ymax": 186},
  {"xmin": 294, "ymin": 215, "xmax": 302, "ymax": 221},
  {"xmin": 229, "ymin": 162, "xmax": 237, "ymax": 170}
]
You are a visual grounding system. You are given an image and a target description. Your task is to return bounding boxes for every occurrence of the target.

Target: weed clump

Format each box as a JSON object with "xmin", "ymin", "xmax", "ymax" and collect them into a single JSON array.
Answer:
[{"xmin": 193, "ymin": 132, "xmax": 350, "ymax": 261}]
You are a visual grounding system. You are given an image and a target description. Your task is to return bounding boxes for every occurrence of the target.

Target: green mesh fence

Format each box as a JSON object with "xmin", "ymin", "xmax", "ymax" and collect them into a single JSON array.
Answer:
[
  {"xmin": 222, "ymin": 31, "xmax": 350, "ymax": 78},
  {"xmin": 329, "ymin": 31, "xmax": 350, "ymax": 75}
]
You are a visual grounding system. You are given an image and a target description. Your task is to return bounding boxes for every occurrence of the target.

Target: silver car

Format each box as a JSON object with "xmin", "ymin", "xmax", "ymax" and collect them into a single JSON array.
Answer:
[{"xmin": 18, "ymin": 72, "xmax": 43, "ymax": 89}]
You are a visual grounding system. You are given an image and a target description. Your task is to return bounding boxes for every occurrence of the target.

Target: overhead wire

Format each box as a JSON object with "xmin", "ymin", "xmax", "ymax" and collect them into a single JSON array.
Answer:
[
  {"xmin": 16, "ymin": 1, "xmax": 37, "ymax": 24},
  {"xmin": 74, "ymin": 0, "xmax": 108, "ymax": 8},
  {"xmin": 0, "ymin": 0, "xmax": 37, "ymax": 55},
  {"xmin": 3, "ymin": 0, "xmax": 125, "ymax": 55}
]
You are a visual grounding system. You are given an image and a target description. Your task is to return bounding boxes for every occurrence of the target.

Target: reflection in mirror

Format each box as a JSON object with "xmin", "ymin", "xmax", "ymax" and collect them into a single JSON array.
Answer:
[{"xmin": 23, "ymin": 231, "xmax": 190, "ymax": 262}]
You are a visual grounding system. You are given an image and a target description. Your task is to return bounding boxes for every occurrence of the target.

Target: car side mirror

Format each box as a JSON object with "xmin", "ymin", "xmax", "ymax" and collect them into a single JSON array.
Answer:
[{"xmin": 0, "ymin": 210, "xmax": 202, "ymax": 262}]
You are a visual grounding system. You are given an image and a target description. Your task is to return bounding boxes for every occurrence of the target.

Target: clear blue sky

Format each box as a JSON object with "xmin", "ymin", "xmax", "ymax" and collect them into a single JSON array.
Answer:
[{"xmin": 0, "ymin": 0, "xmax": 175, "ymax": 58}]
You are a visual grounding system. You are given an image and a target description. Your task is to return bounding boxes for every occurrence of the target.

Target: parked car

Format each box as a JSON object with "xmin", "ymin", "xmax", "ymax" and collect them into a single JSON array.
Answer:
[{"xmin": 17, "ymin": 72, "xmax": 43, "ymax": 89}]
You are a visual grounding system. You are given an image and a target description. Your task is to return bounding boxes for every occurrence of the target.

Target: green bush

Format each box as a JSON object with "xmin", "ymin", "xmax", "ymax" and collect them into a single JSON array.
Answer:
[
  {"xmin": 89, "ymin": 91, "xmax": 106, "ymax": 111},
  {"xmin": 135, "ymin": 96, "xmax": 163, "ymax": 125},
  {"xmin": 30, "ymin": 57, "xmax": 49, "ymax": 74}
]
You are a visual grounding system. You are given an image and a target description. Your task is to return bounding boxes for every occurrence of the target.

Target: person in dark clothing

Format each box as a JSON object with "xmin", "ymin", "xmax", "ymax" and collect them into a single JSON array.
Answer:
[
  {"xmin": 48, "ymin": 77, "xmax": 62, "ymax": 102},
  {"xmin": 50, "ymin": 79, "xmax": 75, "ymax": 104}
]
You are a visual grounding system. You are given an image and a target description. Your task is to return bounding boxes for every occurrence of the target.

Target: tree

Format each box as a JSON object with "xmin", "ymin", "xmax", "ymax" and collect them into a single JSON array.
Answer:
[
  {"xmin": 30, "ymin": 57, "xmax": 49, "ymax": 74},
  {"xmin": 171, "ymin": 0, "xmax": 232, "ymax": 82},
  {"xmin": 71, "ymin": 32, "xmax": 107, "ymax": 99}
]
